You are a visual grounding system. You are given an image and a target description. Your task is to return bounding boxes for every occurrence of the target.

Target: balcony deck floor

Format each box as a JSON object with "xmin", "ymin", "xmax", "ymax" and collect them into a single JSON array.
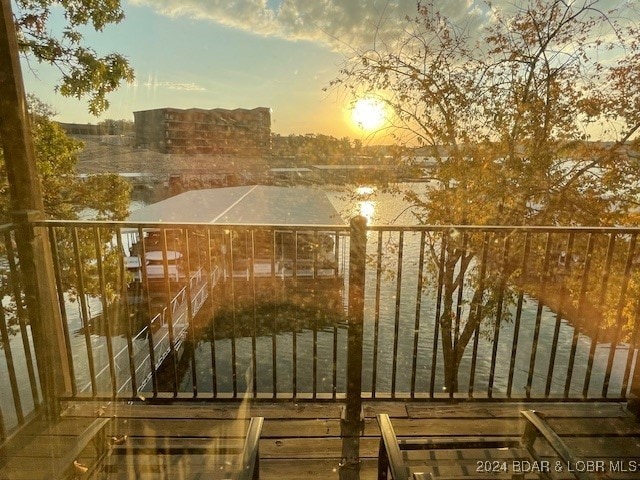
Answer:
[{"xmin": 1, "ymin": 400, "xmax": 639, "ymax": 479}]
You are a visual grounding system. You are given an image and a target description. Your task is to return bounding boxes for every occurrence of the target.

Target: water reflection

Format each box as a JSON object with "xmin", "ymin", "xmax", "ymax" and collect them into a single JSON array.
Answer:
[
  {"xmin": 175, "ymin": 277, "xmax": 349, "ymax": 395},
  {"xmin": 355, "ymin": 185, "xmax": 376, "ymax": 224},
  {"xmin": 206, "ymin": 279, "xmax": 347, "ymax": 339}
]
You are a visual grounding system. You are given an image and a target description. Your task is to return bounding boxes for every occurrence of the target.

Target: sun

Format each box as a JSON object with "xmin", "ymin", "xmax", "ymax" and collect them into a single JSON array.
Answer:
[{"xmin": 351, "ymin": 97, "xmax": 386, "ymax": 131}]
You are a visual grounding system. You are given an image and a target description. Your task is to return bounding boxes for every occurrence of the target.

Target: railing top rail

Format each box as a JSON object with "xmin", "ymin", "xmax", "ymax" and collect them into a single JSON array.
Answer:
[
  {"xmin": 34, "ymin": 219, "xmax": 351, "ymax": 231},
  {"xmin": 367, "ymin": 224, "xmax": 640, "ymax": 234},
  {"xmin": 32, "ymin": 219, "xmax": 640, "ymax": 235}
]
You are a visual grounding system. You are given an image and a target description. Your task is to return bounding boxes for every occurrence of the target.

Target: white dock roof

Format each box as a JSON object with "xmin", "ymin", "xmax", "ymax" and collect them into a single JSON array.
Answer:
[{"xmin": 128, "ymin": 185, "xmax": 346, "ymax": 225}]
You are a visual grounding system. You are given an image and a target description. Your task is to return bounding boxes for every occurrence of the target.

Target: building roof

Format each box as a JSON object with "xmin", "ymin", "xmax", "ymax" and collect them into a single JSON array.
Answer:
[
  {"xmin": 128, "ymin": 185, "xmax": 345, "ymax": 225},
  {"xmin": 133, "ymin": 107, "xmax": 270, "ymax": 115}
]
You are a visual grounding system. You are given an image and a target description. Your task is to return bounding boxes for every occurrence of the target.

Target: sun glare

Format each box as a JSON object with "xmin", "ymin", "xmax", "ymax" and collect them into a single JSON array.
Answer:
[
  {"xmin": 359, "ymin": 200, "xmax": 376, "ymax": 223},
  {"xmin": 351, "ymin": 97, "xmax": 386, "ymax": 131}
]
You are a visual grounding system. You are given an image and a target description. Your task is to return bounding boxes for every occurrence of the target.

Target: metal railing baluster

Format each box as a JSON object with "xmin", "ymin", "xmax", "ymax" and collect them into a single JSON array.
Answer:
[
  {"xmin": 507, "ymin": 232, "xmax": 530, "ymax": 398},
  {"xmin": 228, "ymin": 230, "xmax": 238, "ymax": 398},
  {"xmin": 371, "ymin": 230, "xmax": 383, "ymax": 398},
  {"xmin": 206, "ymin": 228, "xmax": 218, "ymax": 398},
  {"xmin": 410, "ymin": 231, "xmax": 426, "ymax": 398},
  {"xmin": 621, "ymin": 299, "xmax": 640, "ymax": 397},
  {"xmin": 391, "ymin": 231, "xmax": 404, "ymax": 397},
  {"xmin": 545, "ymin": 233, "xmax": 574, "ymax": 398},
  {"xmin": 0, "ymin": 293, "xmax": 23, "ymax": 424},
  {"xmin": 5, "ymin": 228, "xmax": 40, "ymax": 402},
  {"xmin": 488, "ymin": 233, "xmax": 510, "ymax": 398},
  {"xmin": 250, "ymin": 229, "xmax": 258, "ymax": 398},
  {"xmin": 453, "ymin": 232, "xmax": 468, "ymax": 363},
  {"xmin": 291, "ymin": 230, "xmax": 298, "ymax": 398},
  {"xmin": 565, "ymin": 233, "xmax": 595, "ymax": 397},
  {"xmin": 115, "ymin": 228, "xmax": 137, "ymax": 396},
  {"xmin": 160, "ymin": 228, "xmax": 179, "ymax": 397},
  {"xmin": 430, "ymin": 232, "xmax": 447, "ymax": 398},
  {"xmin": 468, "ymin": 232, "xmax": 490, "ymax": 397},
  {"xmin": 71, "ymin": 227, "xmax": 97, "ymax": 396},
  {"xmin": 271, "ymin": 229, "xmax": 278, "ymax": 398},
  {"xmin": 182, "ymin": 227, "xmax": 198, "ymax": 398},
  {"xmin": 138, "ymin": 225, "xmax": 158, "ymax": 397},
  {"xmin": 603, "ymin": 234, "xmax": 637, "ymax": 397},
  {"xmin": 332, "ymin": 234, "xmax": 342, "ymax": 399},
  {"xmin": 93, "ymin": 226, "xmax": 117, "ymax": 397},
  {"xmin": 526, "ymin": 233, "xmax": 553, "ymax": 398},
  {"xmin": 584, "ymin": 233, "xmax": 616, "ymax": 397}
]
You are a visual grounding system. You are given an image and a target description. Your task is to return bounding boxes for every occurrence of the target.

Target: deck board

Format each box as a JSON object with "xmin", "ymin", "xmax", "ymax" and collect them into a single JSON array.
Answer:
[
  {"xmin": 1, "ymin": 401, "xmax": 638, "ymax": 479},
  {"xmin": 406, "ymin": 402, "xmax": 634, "ymax": 419}
]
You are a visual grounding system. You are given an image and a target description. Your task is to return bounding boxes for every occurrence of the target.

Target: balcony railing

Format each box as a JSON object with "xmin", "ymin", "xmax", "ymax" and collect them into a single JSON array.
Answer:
[
  {"xmin": 40, "ymin": 220, "xmax": 349, "ymax": 401},
  {"xmin": 364, "ymin": 225, "xmax": 640, "ymax": 400},
  {"xmin": 0, "ymin": 223, "xmax": 42, "ymax": 444},
  {"xmin": 2, "ymin": 219, "xmax": 640, "ymax": 442}
]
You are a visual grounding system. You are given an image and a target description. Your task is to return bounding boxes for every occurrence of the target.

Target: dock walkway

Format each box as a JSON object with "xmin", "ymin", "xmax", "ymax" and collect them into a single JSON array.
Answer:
[
  {"xmin": 85, "ymin": 267, "xmax": 217, "ymax": 395},
  {"xmin": 1, "ymin": 401, "xmax": 638, "ymax": 479}
]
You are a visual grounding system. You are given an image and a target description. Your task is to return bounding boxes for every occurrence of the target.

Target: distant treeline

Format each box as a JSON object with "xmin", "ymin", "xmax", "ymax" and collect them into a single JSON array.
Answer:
[
  {"xmin": 57, "ymin": 119, "xmax": 135, "ymax": 136},
  {"xmin": 270, "ymin": 133, "xmax": 406, "ymax": 165}
]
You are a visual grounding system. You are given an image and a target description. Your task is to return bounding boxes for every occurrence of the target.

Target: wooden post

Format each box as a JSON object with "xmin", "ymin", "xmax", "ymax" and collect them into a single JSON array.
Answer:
[
  {"xmin": 340, "ymin": 216, "xmax": 367, "ymax": 480},
  {"xmin": 0, "ymin": 0, "xmax": 72, "ymax": 417}
]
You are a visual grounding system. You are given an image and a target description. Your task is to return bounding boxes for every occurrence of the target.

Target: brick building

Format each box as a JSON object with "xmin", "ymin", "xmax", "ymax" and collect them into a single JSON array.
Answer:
[{"xmin": 134, "ymin": 107, "xmax": 271, "ymax": 156}]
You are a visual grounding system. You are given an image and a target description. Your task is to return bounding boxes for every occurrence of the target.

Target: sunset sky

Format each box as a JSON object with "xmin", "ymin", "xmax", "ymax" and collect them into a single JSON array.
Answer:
[{"xmin": 20, "ymin": 0, "xmax": 628, "ymax": 140}]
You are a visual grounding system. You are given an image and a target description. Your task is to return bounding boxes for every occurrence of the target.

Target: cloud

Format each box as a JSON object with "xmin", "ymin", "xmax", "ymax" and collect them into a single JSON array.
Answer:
[
  {"xmin": 128, "ymin": 0, "xmax": 637, "ymax": 53},
  {"xmin": 133, "ymin": 80, "xmax": 207, "ymax": 91},
  {"xmin": 128, "ymin": 0, "xmax": 487, "ymax": 51}
]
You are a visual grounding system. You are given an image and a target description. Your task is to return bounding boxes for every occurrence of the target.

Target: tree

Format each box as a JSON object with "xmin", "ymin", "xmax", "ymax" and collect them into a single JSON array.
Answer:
[
  {"xmin": 97, "ymin": 118, "xmax": 135, "ymax": 135},
  {"xmin": 0, "ymin": 96, "xmax": 131, "ymax": 221},
  {"xmin": 271, "ymin": 133, "xmax": 355, "ymax": 164},
  {"xmin": 0, "ymin": 97, "xmax": 131, "ymax": 343},
  {"xmin": 14, "ymin": 0, "xmax": 134, "ymax": 115},
  {"xmin": 330, "ymin": 0, "xmax": 640, "ymax": 392}
]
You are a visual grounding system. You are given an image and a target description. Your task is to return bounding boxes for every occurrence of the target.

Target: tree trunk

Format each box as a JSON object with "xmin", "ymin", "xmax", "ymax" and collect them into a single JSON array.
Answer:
[{"xmin": 440, "ymin": 250, "xmax": 458, "ymax": 394}]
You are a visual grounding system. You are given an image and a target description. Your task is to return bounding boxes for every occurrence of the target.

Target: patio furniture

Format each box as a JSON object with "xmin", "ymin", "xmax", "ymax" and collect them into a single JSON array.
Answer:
[
  {"xmin": 377, "ymin": 410, "xmax": 594, "ymax": 480},
  {"xmin": 97, "ymin": 416, "xmax": 264, "ymax": 479},
  {"xmin": 50, "ymin": 417, "xmax": 111, "ymax": 479}
]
